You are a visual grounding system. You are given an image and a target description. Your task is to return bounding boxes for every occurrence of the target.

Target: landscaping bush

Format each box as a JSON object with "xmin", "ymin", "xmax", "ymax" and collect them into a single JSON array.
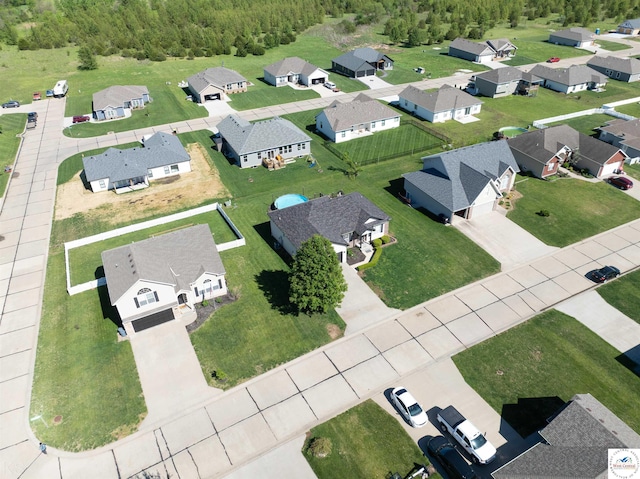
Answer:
[
  {"xmin": 381, "ymin": 235, "xmax": 391, "ymax": 244},
  {"xmin": 536, "ymin": 209, "xmax": 550, "ymax": 217},
  {"xmin": 372, "ymin": 238, "xmax": 383, "ymax": 248},
  {"xmin": 357, "ymin": 247, "xmax": 382, "ymax": 271},
  {"xmin": 307, "ymin": 437, "xmax": 332, "ymax": 458}
]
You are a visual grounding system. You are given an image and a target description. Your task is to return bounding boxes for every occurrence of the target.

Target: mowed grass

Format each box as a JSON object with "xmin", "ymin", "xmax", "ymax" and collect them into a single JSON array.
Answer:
[
  {"xmin": 0, "ymin": 113, "xmax": 26, "ymax": 197},
  {"xmin": 453, "ymin": 310, "xmax": 640, "ymax": 437},
  {"xmin": 597, "ymin": 269, "xmax": 640, "ymax": 325},
  {"xmin": 507, "ymin": 176, "xmax": 640, "ymax": 247},
  {"xmin": 305, "ymin": 400, "xmax": 438, "ymax": 479},
  {"xmin": 547, "ymin": 113, "xmax": 613, "ymax": 135}
]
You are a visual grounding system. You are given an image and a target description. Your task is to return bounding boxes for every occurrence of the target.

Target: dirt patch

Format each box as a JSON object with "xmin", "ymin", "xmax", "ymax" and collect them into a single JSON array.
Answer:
[
  {"xmin": 54, "ymin": 143, "xmax": 230, "ymax": 224},
  {"xmin": 326, "ymin": 323, "xmax": 342, "ymax": 340}
]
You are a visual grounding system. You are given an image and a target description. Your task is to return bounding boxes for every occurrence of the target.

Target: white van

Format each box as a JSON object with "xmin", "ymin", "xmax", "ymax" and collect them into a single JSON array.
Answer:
[
  {"xmin": 324, "ymin": 81, "xmax": 336, "ymax": 90},
  {"xmin": 53, "ymin": 80, "xmax": 69, "ymax": 98}
]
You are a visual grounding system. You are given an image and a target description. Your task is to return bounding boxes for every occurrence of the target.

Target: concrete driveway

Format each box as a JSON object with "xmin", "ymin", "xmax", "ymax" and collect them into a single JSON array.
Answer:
[
  {"xmin": 357, "ymin": 75, "xmax": 392, "ymax": 89},
  {"xmin": 129, "ymin": 320, "xmax": 222, "ymax": 427},
  {"xmin": 454, "ymin": 211, "xmax": 558, "ymax": 271}
]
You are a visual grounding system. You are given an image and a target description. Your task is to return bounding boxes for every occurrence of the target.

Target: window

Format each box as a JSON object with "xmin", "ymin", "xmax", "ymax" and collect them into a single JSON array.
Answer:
[
  {"xmin": 164, "ymin": 166, "xmax": 170, "ymax": 175},
  {"xmin": 547, "ymin": 162, "xmax": 555, "ymax": 172},
  {"xmin": 371, "ymin": 121, "xmax": 376, "ymax": 128},
  {"xmin": 171, "ymin": 165, "xmax": 179, "ymax": 173},
  {"xmin": 202, "ymin": 279, "xmax": 220, "ymax": 296},
  {"xmin": 98, "ymin": 179, "xmax": 106, "ymax": 188},
  {"xmin": 381, "ymin": 120, "xmax": 386, "ymax": 126},
  {"xmin": 302, "ymin": 143, "xmax": 306, "ymax": 150},
  {"xmin": 341, "ymin": 131, "xmax": 346, "ymax": 138},
  {"xmin": 257, "ymin": 151, "xmax": 262, "ymax": 160},
  {"xmin": 242, "ymin": 155, "xmax": 248, "ymax": 162},
  {"xmin": 297, "ymin": 143, "xmax": 301, "ymax": 151},
  {"xmin": 147, "ymin": 169, "xmax": 153, "ymax": 178},
  {"xmin": 134, "ymin": 288, "xmax": 158, "ymax": 308},
  {"xmin": 616, "ymin": 72, "xmax": 621, "ymax": 79}
]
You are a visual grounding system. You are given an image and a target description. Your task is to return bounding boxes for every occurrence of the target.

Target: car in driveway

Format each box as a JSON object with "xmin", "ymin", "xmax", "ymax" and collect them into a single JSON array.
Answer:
[
  {"xmin": 608, "ymin": 176, "xmax": 633, "ymax": 190},
  {"xmin": 72, "ymin": 115, "xmax": 91, "ymax": 124},
  {"xmin": 547, "ymin": 57, "xmax": 560, "ymax": 63},
  {"xmin": 390, "ymin": 387, "xmax": 428, "ymax": 427},
  {"xmin": 427, "ymin": 436, "xmax": 479, "ymax": 479},
  {"xmin": 28, "ymin": 112, "xmax": 38, "ymax": 122},
  {"xmin": 588, "ymin": 265, "xmax": 620, "ymax": 283},
  {"xmin": 2, "ymin": 100, "xmax": 20, "ymax": 108}
]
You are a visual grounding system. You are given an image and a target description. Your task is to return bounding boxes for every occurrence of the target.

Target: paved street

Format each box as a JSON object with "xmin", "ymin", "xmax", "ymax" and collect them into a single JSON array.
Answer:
[{"xmin": 1, "ymin": 37, "xmax": 640, "ymax": 479}]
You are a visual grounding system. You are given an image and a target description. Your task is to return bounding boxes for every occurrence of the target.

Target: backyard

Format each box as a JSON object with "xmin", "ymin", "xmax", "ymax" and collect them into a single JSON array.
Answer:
[
  {"xmin": 453, "ymin": 310, "xmax": 640, "ymax": 438},
  {"xmin": 0, "ymin": 113, "xmax": 26, "ymax": 197}
]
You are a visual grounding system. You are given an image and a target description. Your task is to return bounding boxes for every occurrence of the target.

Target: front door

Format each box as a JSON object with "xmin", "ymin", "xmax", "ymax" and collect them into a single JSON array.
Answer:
[{"xmin": 178, "ymin": 293, "xmax": 187, "ymax": 305}]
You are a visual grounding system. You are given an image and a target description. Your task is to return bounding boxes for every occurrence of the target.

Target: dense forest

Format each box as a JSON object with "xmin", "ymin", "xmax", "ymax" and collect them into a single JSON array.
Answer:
[{"xmin": 1, "ymin": 0, "xmax": 639, "ymax": 62}]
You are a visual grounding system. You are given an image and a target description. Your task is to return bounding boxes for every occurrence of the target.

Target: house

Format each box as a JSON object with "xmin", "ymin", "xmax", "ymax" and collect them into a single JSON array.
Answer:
[
  {"xmin": 102, "ymin": 224, "xmax": 227, "ymax": 333},
  {"xmin": 398, "ymin": 84, "xmax": 482, "ymax": 123},
  {"xmin": 267, "ymin": 192, "xmax": 390, "ymax": 263},
  {"xmin": 187, "ymin": 67, "xmax": 247, "ymax": 103},
  {"xmin": 264, "ymin": 57, "xmax": 329, "ymax": 87},
  {"xmin": 469, "ymin": 67, "xmax": 542, "ymax": 98},
  {"xmin": 586, "ymin": 55, "xmax": 640, "ymax": 82},
  {"xmin": 315, "ymin": 93, "xmax": 400, "ymax": 143},
  {"xmin": 598, "ymin": 118, "xmax": 640, "ymax": 163},
  {"xmin": 548, "ymin": 27, "xmax": 595, "ymax": 48},
  {"xmin": 508, "ymin": 125, "xmax": 627, "ymax": 178},
  {"xmin": 448, "ymin": 37, "xmax": 517, "ymax": 64},
  {"xmin": 217, "ymin": 114, "xmax": 311, "ymax": 168},
  {"xmin": 331, "ymin": 47, "xmax": 393, "ymax": 78},
  {"xmin": 528, "ymin": 64, "xmax": 607, "ymax": 94},
  {"xmin": 92, "ymin": 85, "xmax": 151, "ymax": 121},
  {"xmin": 617, "ymin": 18, "xmax": 640, "ymax": 35},
  {"xmin": 402, "ymin": 140, "xmax": 519, "ymax": 222},
  {"xmin": 492, "ymin": 394, "xmax": 640, "ymax": 479},
  {"xmin": 82, "ymin": 132, "xmax": 191, "ymax": 193}
]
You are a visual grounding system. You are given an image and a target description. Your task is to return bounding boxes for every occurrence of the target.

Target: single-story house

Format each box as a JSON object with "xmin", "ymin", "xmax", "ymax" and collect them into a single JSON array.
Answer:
[
  {"xmin": 598, "ymin": 118, "xmax": 640, "ymax": 163},
  {"xmin": 264, "ymin": 57, "xmax": 328, "ymax": 87},
  {"xmin": 469, "ymin": 67, "xmax": 542, "ymax": 98},
  {"xmin": 315, "ymin": 93, "xmax": 400, "ymax": 143},
  {"xmin": 617, "ymin": 18, "xmax": 640, "ymax": 35},
  {"xmin": 548, "ymin": 27, "xmax": 595, "ymax": 48},
  {"xmin": 331, "ymin": 47, "xmax": 393, "ymax": 78},
  {"xmin": 82, "ymin": 132, "xmax": 191, "ymax": 193},
  {"xmin": 267, "ymin": 192, "xmax": 390, "ymax": 263},
  {"xmin": 586, "ymin": 55, "xmax": 640, "ymax": 82},
  {"xmin": 102, "ymin": 224, "xmax": 227, "ymax": 333},
  {"xmin": 492, "ymin": 394, "xmax": 640, "ymax": 479},
  {"xmin": 398, "ymin": 84, "xmax": 482, "ymax": 123},
  {"xmin": 217, "ymin": 114, "xmax": 311, "ymax": 168},
  {"xmin": 92, "ymin": 85, "xmax": 151, "ymax": 121},
  {"xmin": 187, "ymin": 67, "xmax": 247, "ymax": 103},
  {"xmin": 528, "ymin": 64, "xmax": 607, "ymax": 94},
  {"xmin": 508, "ymin": 124, "xmax": 627, "ymax": 178},
  {"xmin": 448, "ymin": 37, "xmax": 517, "ymax": 63},
  {"xmin": 403, "ymin": 140, "xmax": 519, "ymax": 222}
]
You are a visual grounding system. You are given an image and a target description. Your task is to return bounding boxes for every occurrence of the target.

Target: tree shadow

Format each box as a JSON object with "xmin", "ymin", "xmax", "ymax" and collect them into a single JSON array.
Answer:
[
  {"xmin": 500, "ymin": 396, "xmax": 565, "ymax": 438},
  {"xmin": 97, "ymin": 285, "xmax": 122, "ymax": 328},
  {"xmin": 94, "ymin": 265, "xmax": 104, "ymax": 279},
  {"xmin": 255, "ymin": 269, "xmax": 295, "ymax": 314}
]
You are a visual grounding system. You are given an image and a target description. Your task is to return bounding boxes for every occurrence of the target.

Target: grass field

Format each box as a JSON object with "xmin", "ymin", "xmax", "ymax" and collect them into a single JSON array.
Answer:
[
  {"xmin": 0, "ymin": 113, "xmax": 25, "ymax": 196},
  {"xmin": 507, "ymin": 176, "xmax": 640, "ymax": 247},
  {"xmin": 453, "ymin": 310, "xmax": 640, "ymax": 437},
  {"xmin": 547, "ymin": 113, "xmax": 613, "ymax": 135},
  {"xmin": 305, "ymin": 400, "xmax": 438, "ymax": 479},
  {"xmin": 597, "ymin": 269, "xmax": 640, "ymax": 325}
]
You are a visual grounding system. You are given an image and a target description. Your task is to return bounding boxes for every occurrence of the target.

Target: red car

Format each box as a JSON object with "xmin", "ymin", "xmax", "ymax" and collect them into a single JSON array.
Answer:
[
  {"xmin": 72, "ymin": 115, "xmax": 90, "ymax": 124},
  {"xmin": 33, "ymin": 92, "xmax": 41, "ymax": 101},
  {"xmin": 547, "ymin": 57, "xmax": 560, "ymax": 63},
  {"xmin": 608, "ymin": 176, "xmax": 633, "ymax": 190}
]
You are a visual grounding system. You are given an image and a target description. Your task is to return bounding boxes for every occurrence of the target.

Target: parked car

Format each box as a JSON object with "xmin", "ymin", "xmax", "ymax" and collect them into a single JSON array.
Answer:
[
  {"xmin": 323, "ymin": 81, "xmax": 336, "ymax": 90},
  {"xmin": 608, "ymin": 176, "xmax": 633, "ymax": 190},
  {"xmin": 547, "ymin": 57, "xmax": 560, "ymax": 63},
  {"xmin": 45, "ymin": 90, "xmax": 54, "ymax": 98},
  {"xmin": 72, "ymin": 115, "xmax": 90, "ymax": 124},
  {"xmin": 2, "ymin": 100, "xmax": 20, "ymax": 108},
  {"xmin": 390, "ymin": 387, "xmax": 428, "ymax": 427},
  {"xmin": 33, "ymin": 92, "xmax": 41, "ymax": 101},
  {"xmin": 28, "ymin": 112, "xmax": 38, "ymax": 122},
  {"xmin": 427, "ymin": 436, "xmax": 479, "ymax": 479},
  {"xmin": 437, "ymin": 405, "xmax": 496, "ymax": 464},
  {"xmin": 588, "ymin": 265, "xmax": 620, "ymax": 283}
]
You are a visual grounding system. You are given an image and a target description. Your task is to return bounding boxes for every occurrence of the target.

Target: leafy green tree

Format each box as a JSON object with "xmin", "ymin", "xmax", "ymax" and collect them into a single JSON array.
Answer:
[
  {"xmin": 289, "ymin": 235, "xmax": 347, "ymax": 314},
  {"xmin": 343, "ymin": 151, "xmax": 362, "ymax": 179},
  {"xmin": 407, "ymin": 26, "xmax": 424, "ymax": 46},
  {"xmin": 78, "ymin": 45, "xmax": 98, "ymax": 70}
]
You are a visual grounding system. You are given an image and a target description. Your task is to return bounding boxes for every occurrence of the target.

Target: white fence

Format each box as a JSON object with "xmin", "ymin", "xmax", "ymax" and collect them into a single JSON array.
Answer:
[
  {"xmin": 65, "ymin": 202, "xmax": 246, "ymax": 295},
  {"xmin": 532, "ymin": 96, "xmax": 640, "ymax": 129}
]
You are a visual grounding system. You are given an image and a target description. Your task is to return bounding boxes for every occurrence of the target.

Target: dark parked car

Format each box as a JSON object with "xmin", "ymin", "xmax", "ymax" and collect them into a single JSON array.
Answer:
[
  {"xmin": 2, "ymin": 100, "xmax": 20, "ymax": 108},
  {"xmin": 427, "ymin": 436, "xmax": 479, "ymax": 479},
  {"xmin": 28, "ymin": 112, "xmax": 38, "ymax": 122},
  {"xmin": 588, "ymin": 266, "xmax": 620, "ymax": 283},
  {"xmin": 72, "ymin": 115, "xmax": 90, "ymax": 124},
  {"xmin": 608, "ymin": 176, "xmax": 633, "ymax": 190}
]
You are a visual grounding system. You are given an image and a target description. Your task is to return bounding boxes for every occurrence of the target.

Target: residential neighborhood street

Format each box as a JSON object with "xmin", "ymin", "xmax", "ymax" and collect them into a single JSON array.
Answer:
[{"xmin": 1, "ymin": 37, "xmax": 640, "ymax": 479}]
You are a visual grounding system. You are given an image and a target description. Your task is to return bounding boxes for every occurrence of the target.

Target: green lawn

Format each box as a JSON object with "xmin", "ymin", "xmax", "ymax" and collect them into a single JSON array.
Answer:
[
  {"xmin": 626, "ymin": 163, "xmax": 640, "ymax": 181},
  {"xmin": 597, "ymin": 269, "xmax": 640, "ymax": 325},
  {"xmin": 547, "ymin": 113, "xmax": 613, "ymax": 136},
  {"xmin": 507, "ymin": 176, "xmax": 640, "ymax": 247},
  {"xmin": 596, "ymin": 39, "xmax": 633, "ymax": 52},
  {"xmin": 305, "ymin": 400, "xmax": 439, "ymax": 479},
  {"xmin": 453, "ymin": 310, "xmax": 640, "ymax": 437},
  {"xmin": 616, "ymin": 102, "xmax": 640, "ymax": 118},
  {"xmin": 0, "ymin": 113, "xmax": 26, "ymax": 197}
]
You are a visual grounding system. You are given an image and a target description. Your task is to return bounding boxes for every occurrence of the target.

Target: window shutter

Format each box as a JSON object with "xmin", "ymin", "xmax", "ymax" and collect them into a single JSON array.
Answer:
[
  {"xmin": 194, "ymin": 287, "xmax": 199, "ymax": 296},
  {"xmin": 134, "ymin": 297, "xmax": 139, "ymax": 308},
  {"xmin": 154, "ymin": 291, "xmax": 159, "ymax": 301}
]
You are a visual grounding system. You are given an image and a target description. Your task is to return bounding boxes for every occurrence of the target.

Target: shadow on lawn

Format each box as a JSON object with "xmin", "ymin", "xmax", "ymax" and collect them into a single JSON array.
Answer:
[
  {"xmin": 617, "ymin": 348, "xmax": 640, "ymax": 378},
  {"xmin": 501, "ymin": 396, "xmax": 565, "ymax": 438},
  {"xmin": 255, "ymin": 269, "xmax": 294, "ymax": 314},
  {"xmin": 97, "ymin": 285, "xmax": 123, "ymax": 328}
]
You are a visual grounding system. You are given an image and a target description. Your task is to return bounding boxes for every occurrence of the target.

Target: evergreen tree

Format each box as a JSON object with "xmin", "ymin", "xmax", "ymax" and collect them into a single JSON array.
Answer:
[{"xmin": 78, "ymin": 45, "xmax": 98, "ymax": 70}]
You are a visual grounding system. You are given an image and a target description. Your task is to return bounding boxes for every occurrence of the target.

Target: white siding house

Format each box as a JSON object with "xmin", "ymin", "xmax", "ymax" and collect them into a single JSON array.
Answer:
[
  {"xmin": 398, "ymin": 85, "xmax": 482, "ymax": 123},
  {"xmin": 263, "ymin": 57, "xmax": 328, "ymax": 87}
]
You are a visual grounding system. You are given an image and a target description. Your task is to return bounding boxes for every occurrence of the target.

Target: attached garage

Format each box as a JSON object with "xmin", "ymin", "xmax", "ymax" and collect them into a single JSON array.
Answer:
[
  {"xmin": 203, "ymin": 93, "xmax": 221, "ymax": 101},
  {"xmin": 468, "ymin": 200, "xmax": 496, "ymax": 219},
  {"xmin": 600, "ymin": 160, "xmax": 623, "ymax": 177},
  {"xmin": 132, "ymin": 309, "xmax": 175, "ymax": 332}
]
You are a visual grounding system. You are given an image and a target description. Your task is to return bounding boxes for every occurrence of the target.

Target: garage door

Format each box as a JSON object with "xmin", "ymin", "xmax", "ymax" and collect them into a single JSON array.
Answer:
[
  {"xmin": 132, "ymin": 309, "xmax": 175, "ymax": 332},
  {"xmin": 600, "ymin": 161, "xmax": 622, "ymax": 177},
  {"xmin": 204, "ymin": 93, "xmax": 221, "ymax": 101},
  {"xmin": 469, "ymin": 200, "xmax": 495, "ymax": 219}
]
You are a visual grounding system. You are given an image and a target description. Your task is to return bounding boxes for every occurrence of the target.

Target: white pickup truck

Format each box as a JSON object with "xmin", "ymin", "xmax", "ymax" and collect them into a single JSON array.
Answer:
[{"xmin": 437, "ymin": 405, "xmax": 496, "ymax": 464}]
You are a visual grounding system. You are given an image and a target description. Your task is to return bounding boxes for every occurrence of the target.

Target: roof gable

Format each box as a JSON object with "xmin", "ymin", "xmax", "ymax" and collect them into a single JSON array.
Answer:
[
  {"xmin": 587, "ymin": 55, "xmax": 640, "ymax": 75},
  {"xmin": 316, "ymin": 95, "xmax": 400, "ymax": 131},
  {"xmin": 449, "ymin": 37, "xmax": 494, "ymax": 56},
  {"xmin": 93, "ymin": 85, "xmax": 149, "ymax": 111},
  {"xmin": 529, "ymin": 64, "xmax": 607, "ymax": 86},
  {"xmin": 264, "ymin": 57, "xmax": 322, "ymax": 77},
  {"xmin": 550, "ymin": 27, "xmax": 595, "ymax": 42},
  {"xmin": 187, "ymin": 67, "xmax": 247, "ymax": 94},
  {"xmin": 399, "ymin": 84, "xmax": 482, "ymax": 112}
]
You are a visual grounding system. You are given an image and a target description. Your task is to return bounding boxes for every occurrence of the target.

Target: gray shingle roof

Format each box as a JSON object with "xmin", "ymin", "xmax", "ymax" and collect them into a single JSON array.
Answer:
[
  {"xmin": 587, "ymin": 55, "xmax": 640, "ymax": 75},
  {"xmin": 486, "ymin": 38, "xmax": 517, "ymax": 52},
  {"xmin": 316, "ymin": 94, "xmax": 400, "ymax": 131},
  {"xmin": 529, "ymin": 64, "xmax": 607, "ymax": 87},
  {"xmin": 550, "ymin": 27, "xmax": 595, "ymax": 42},
  {"xmin": 264, "ymin": 57, "xmax": 322, "ymax": 77},
  {"xmin": 399, "ymin": 84, "xmax": 482, "ymax": 113},
  {"xmin": 332, "ymin": 47, "xmax": 392, "ymax": 72},
  {"xmin": 620, "ymin": 18, "xmax": 640, "ymax": 28},
  {"xmin": 449, "ymin": 37, "xmax": 494, "ymax": 56},
  {"xmin": 187, "ymin": 67, "xmax": 247, "ymax": 94},
  {"xmin": 217, "ymin": 114, "xmax": 311, "ymax": 156},
  {"xmin": 93, "ymin": 85, "xmax": 149, "ymax": 111},
  {"xmin": 267, "ymin": 192, "xmax": 390, "ymax": 250},
  {"xmin": 599, "ymin": 118, "xmax": 640, "ymax": 139},
  {"xmin": 102, "ymin": 224, "xmax": 225, "ymax": 304},
  {"xmin": 403, "ymin": 141, "xmax": 519, "ymax": 212},
  {"xmin": 475, "ymin": 66, "xmax": 540, "ymax": 84},
  {"xmin": 82, "ymin": 132, "xmax": 189, "ymax": 182}
]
